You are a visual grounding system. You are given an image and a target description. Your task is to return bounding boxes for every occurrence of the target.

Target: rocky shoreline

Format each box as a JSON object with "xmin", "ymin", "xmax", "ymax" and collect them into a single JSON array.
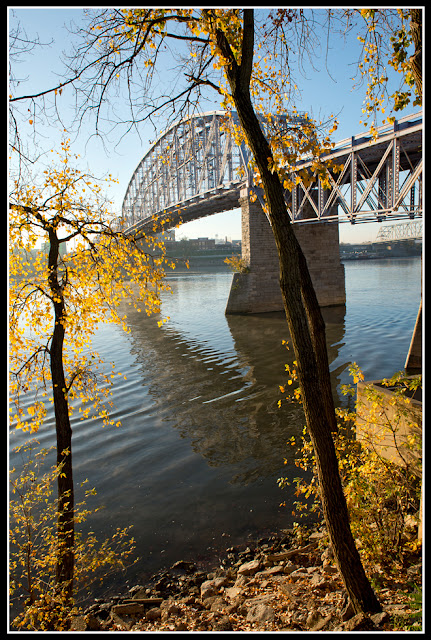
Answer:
[{"xmin": 70, "ymin": 524, "xmax": 422, "ymax": 632}]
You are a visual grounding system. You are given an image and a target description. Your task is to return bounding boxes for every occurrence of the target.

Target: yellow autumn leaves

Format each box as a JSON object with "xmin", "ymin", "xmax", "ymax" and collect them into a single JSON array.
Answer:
[
  {"xmin": 356, "ymin": 9, "xmax": 421, "ymax": 134},
  {"xmin": 10, "ymin": 140, "xmax": 172, "ymax": 434}
]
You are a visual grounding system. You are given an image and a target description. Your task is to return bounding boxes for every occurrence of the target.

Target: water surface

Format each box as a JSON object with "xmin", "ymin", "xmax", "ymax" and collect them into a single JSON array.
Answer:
[{"xmin": 9, "ymin": 257, "xmax": 422, "ymax": 591}]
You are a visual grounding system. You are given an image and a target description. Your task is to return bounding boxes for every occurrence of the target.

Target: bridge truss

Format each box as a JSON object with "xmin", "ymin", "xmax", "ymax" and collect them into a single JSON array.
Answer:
[
  {"xmin": 122, "ymin": 110, "xmax": 422, "ymax": 234},
  {"xmin": 376, "ymin": 220, "xmax": 422, "ymax": 242},
  {"xmin": 287, "ymin": 111, "xmax": 423, "ymax": 226},
  {"xmin": 122, "ymin": 111, "xmax": 247, "ymax": 234}
]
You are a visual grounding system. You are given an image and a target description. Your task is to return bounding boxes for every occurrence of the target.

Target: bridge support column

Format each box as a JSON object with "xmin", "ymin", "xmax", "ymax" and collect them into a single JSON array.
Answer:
[{"xmin": 226, "ymin": 190, "xmax": 346, "ymax": 314}]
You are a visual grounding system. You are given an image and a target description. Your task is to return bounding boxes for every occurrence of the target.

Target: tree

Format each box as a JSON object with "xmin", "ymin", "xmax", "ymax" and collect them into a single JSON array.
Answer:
[
  {"xmin": 9, "ymin": 139, "xmax": 173, "ymax": 600},
  {"xmin": 9, "ymin": 7, "xmax": 421, "ymax": 615},
  {"xmin": 200, "ymin": 8, "xmax": 381, "ymax": 614},
  {"xmin": 10, "ymin": 440, "xmax": 137, "ymax": 629},
  {"xmin": 344, "ymin": 8, "xmax": 422, "ymax": 135}
]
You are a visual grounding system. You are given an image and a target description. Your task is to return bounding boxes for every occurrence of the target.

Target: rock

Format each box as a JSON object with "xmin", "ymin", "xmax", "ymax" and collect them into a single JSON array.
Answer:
[
  {"xmin": 256, "ymin": 565, "xmax": 284, "ymax": 577},
  {"xmin": 279, "ymin": 581, "xmax": 298, "ymax": 602},
  {"xmin": 225, "ymin": 585, "xmax": 242, "ymax": 600},
  {"xmin": 200, "ymin": 576, "xmax": 228, "ymax": 599},
  {"xmin": 145, "ymin": 607, "xmax": 162, "ymax": 620},
  {"xmin": 212, "ymin": 615, "xmax": 233, "ymax": 631},
  {"xmin": 201, "ymin": 595, "xmax": 221, "ymax": 610},
  {"xmin": 283, "ymin": 563, "xmax": 299, "ymax": 575},
  {"xmin": 371, "ymin": 610, "xmax": 390, "ymax": 626},
  {"xmin": 85, "ymin": 612, "xmax": 103, "ymax": 630},
  {"xmin": 209, "ymin": 597, "xmax": 227, "ymax": 613},
  {"xmin": 237, "ymin": 559, "xmax": 261, "ymax": 575},
  {"xmin": 265, "ymin": 550, "xmax": 295, "ymax": 563},
  {"xmin": 323, "ymin": 564, "xmax": 338, "ymax": 575},
  {"xmin": 160, "ymin": 601, "xmax": 181, "ymax": 621},
  {"xmin": 67, "ymin": 525, "xmax": 420, "ymax": 632},
  {"xmin": 171, "ymin": 560, "xmax": 196, "ymax": 574},
  {"xmin": 174, "ymin": 621, "xmax": 189, "ymax": 631},
  {"xmin": 310, "ymin": 572, "xmax": 336, "ymax": 590},
  {"xmin": 321, "ymin": 546, "xmax": 334, "ymax": 564},
  {"xmin": 128, "ymin": 584, "xmax": 146, "ymax": 597},
  {"xmin": 343, "ymin": 612, "xmax": 378, "ymax": 631},
  {"xmin": 246, "ymin": 603, "xmax": 275, "ymax": 625},
  {"xmin": 309, "ymin": 529, "xmax": 327, "ymax": 541},
  {"xmin": 107, "ymin": 612, "xmax": 132, "ymax": 631},
  {"xmin": 288, "ymin": 569, "xmax": 310, "ymax": 580},
  {"xmin": 306, "ymin": 609, "xmax": 322, "ymax": 628},
  {"xmin": 235, "ymin": 574, "xmax": 250, "ymax": 587},
  {"xmin": 111, "ymin": 602, "xmax": 148, "ymax": 616},
  {"xmin": 69, "ymin": 615, "xmax": 88, "ymax": 631},
  {"xmin": 311, "ymin": 613, "xmax": 335, "ymax": 631}
]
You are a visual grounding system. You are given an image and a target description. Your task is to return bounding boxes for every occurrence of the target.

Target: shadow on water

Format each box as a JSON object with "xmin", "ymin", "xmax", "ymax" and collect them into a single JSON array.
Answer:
[{"xmin": 81, "ymin": 296, "xmax": 346, "ymax": 587}]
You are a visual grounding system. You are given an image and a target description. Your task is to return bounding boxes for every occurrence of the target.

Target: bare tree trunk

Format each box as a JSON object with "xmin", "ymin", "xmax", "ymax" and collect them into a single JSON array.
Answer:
[
  {"xmin": 212, "ymin": 9, "xmax": 381, "ymax": 614},
  {"xmin": 47, "ymin": 234, "xmax": 74, "ymax": 600}
]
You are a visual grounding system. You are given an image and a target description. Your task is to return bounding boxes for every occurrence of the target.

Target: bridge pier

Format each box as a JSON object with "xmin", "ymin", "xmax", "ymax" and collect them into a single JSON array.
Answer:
[{"xmin": 225, "ymin": 190, "xmax": 346, "ymax": 314}]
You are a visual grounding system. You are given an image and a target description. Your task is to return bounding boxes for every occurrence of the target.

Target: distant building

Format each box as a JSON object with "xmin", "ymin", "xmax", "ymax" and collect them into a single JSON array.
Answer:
[
  {"xmin": 163, "ymin": 229, "xmax": 176, "ymax": 242},
  {"xmin": 190, "ymin": 237, "xmax": 216, "ymax": 250},
  {"xmin": 340, "ymin": 239, "xmax": 422, "ymax": 260}
]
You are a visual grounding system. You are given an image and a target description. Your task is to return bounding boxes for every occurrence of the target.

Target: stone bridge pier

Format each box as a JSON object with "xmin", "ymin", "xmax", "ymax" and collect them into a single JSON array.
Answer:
[{"xmin": 225, "ymin": 188, "xmax": 346, "ymax": 314}]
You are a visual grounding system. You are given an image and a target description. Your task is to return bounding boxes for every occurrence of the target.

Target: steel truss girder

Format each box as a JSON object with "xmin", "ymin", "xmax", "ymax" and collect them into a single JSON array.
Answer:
[
  {"xmin": 285, "ymin": 112, "xmax": 422, "ymax": 225},
  {"xmin": 122, "ymin": 110, "xmax": 422, "ymax": 234},
  {"xmin": 376, "ymin": 220, "xmax": 422, "ymax": 241}
]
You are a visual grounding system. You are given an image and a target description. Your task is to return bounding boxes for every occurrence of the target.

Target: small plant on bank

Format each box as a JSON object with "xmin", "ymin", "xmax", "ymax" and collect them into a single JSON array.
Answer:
[
  {"xmin": 9, "ymin": 440, "xmax": 137, "ymax": 630},
  {"xmin": 277, "ymin": 363, "xmax": 422, "ymax": 583},
  {"xmin": 224, "ymin": 255, "xmax": 250, "ymax": 274}
]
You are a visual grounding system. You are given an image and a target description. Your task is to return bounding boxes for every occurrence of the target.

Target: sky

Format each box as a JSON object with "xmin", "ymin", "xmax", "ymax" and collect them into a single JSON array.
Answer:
[{"xmin": 9, "ymin": 7, "xmax": 419, "ymax": 244}]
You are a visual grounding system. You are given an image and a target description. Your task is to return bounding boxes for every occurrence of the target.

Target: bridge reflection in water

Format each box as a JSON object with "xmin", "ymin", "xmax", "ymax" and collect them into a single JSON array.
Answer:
[{"xmin": 118, "ymin": 296, "xmax": 346, "ymax": 487}]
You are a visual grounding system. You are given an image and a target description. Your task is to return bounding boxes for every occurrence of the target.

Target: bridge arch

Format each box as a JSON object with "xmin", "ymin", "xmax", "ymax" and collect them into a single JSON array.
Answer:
[
  {"xmin": 122, "ymin": 111, "xmax": 250, "ymax": 235},
  {"xmin": 121, "ymin": 109, "xmax": 312, "ymax": 234}
]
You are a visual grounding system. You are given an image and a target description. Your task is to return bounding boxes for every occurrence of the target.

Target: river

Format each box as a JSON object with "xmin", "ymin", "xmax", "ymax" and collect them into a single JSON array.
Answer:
[{"xmin": 9, "ymin": 256, "xmax": 421, "ymax": 596}]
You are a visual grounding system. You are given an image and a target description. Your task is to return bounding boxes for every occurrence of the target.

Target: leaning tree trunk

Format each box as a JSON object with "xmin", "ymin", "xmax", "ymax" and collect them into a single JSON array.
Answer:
[
  {"xmin": 238, "ymin": 91, "xmax": 381, "ymax": 616},
  {"xmin": 212, "ymin": 10, "xmax": 381, "ymax": 614},
  {"xmin": 47, "ymin": 233, "xmax": 75, "ymax": 600}
]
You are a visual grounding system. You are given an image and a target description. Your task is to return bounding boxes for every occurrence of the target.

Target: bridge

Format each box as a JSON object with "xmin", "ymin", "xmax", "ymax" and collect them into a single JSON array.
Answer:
[
  {"xmin": 122, "ymin": 110, "xmax": 422, "ymax": 232},
  {"xmin": 122, "ymin": 110, "xmax": 422, "ymax": 314},
  {"xmin": 376, "ymin": 220, "xmax": 422, "ymax": 242}
]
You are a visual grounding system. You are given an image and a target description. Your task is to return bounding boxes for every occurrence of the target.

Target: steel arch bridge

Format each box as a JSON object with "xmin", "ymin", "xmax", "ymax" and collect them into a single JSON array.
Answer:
[
  {"xmin": 122, "ymin": 110, "xmax": 422, "ymax": 235},
  {"xmin": 122, "ymin": 111, "xmax": 249, "ymax": 234}
]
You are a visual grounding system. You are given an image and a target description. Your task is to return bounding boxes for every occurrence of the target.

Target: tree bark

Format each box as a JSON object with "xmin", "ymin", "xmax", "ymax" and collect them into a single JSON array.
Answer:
[
  {"xmin": 212, "ymin": 9, "xmax": 381, "ymax": 614},
  {"xmin": 47, "ymin": 232, "xmax": 74, "ymax": 599},
  {"xmin": 408, "ymin": 9, "xmax": 422, "ymax": 99}
]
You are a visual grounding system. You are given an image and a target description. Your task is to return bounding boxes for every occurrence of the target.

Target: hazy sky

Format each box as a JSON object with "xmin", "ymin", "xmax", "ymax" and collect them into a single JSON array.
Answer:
[{"xmin": 9, "ymin": 7, "xmax": 418, "ymax": 243}]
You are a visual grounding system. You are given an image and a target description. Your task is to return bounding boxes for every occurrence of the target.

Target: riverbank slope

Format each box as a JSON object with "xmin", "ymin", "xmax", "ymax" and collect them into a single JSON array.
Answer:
[{"xmin": 70, "ymin": 523, "xmax": 422, "ymax": 632}]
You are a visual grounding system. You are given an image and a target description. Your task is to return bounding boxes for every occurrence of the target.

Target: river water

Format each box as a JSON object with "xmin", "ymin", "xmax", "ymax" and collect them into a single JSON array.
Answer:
[{"xmin": 9, "ymin": 256, "xmax": 421, "ymax": 594}]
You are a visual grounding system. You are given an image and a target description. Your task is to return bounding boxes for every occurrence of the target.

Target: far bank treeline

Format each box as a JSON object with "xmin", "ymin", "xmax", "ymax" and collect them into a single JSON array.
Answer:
[{"xmin": 10, "ymin": 236, "xmax": 241, "ymax": 277}]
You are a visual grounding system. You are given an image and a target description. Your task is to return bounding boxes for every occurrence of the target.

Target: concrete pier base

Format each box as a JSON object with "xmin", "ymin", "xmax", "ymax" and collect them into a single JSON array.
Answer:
[{"xmin": 226, "ymin": 193, "xmax": 346, "ymax": 314}]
